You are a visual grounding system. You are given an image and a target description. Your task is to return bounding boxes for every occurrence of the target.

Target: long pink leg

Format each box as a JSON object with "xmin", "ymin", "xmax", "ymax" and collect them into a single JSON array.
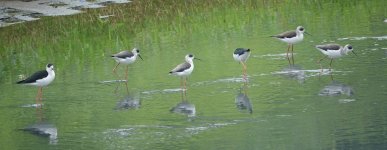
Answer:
[
  {"xmin": 180, "ymin": 77, "xmax": 183, "ymax": 90},
  {"xmin": 243, "ymin": 82, "xmax": 248, "ymax": 95},
  {"xmin": 36, "ymin": 87, "xmax": 43, "ymax": 109},
  {"xmin": 317, "ymin": 55, "xmax": 328, "ymax": 74},
  {"xmin": 125, "ymin": 66, "xmax": 129, "ymax": 94},
  {"xmin": 241, "ymin": 61, "xmax": 247, "ymax": 82},
  {"xmin": 183, "ymin": 78, "xmax": 187, "ymax": 97},
  {"xmin": 184, "ymin": 78, "xmax": 187, "ymax": 91},
  {"xmin": 38, "ymin": 87, "xmax": 43, "ymax": 109},
  {"xmin": 35, "ymin": 88, "xmax": 40, "ymax": 110},
  {"xmin": 286, "ymin": 44, "xmax": 291, "ymax": 65},
  {"xmin": 180, "ymin": 81, "xmax": 184, "ymax": 100},
  {"xmin": 112, "ymin": 63, "xmax": 120, "ymax": 78},
  {"xmin": 329, "ymin": 59, "xmax": 333, "ymax": 71},
  {"xmin": 113, "ymin": 63, "xmax": 121, "ymax": 94},
  {"xmin": 291, "ymin": 44, "xmax": 295, "ymax": 65},
  {"xmin": 36, "ymin": 106, "xmax": 43, "ymax": 121}
]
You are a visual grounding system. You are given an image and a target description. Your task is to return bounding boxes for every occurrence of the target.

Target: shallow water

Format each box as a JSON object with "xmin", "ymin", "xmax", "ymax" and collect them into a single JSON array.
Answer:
[{"xmin": 1, "ymin": 0, "xmax": 387, "ymax": 149}]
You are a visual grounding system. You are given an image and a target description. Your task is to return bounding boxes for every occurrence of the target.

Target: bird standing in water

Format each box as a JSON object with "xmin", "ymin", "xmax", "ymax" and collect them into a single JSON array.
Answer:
[
  {"xmin": 233, "ymin": 48, "xmax": 251, "ymax": 82},
  {"xmin": 315, "ymin": 44, "xmax": 356, "ymax": 72},
  {"xmin": 111, "ymin": 48, "xmax": 143, "ymax": 92},
  {"xmin": 169, "ymin": 54, "xmax": 200, "ymax": 91},
  {"xmin": 17, "ymin": 64, "xmax": 56, "ymax": 108},
  {"xmin": 271, "ymin": 26, "xmax": 310, "ymax": 65}
]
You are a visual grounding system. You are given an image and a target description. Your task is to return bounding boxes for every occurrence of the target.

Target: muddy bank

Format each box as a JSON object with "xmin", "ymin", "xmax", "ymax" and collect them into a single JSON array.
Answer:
[{"xmin": 0, "ymin": 0, "xmax": 130, "ymax": 27}]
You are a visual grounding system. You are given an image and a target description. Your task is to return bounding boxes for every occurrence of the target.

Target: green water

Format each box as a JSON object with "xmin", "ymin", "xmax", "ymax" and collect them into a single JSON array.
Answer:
[{"xmin": 1, "ymin": 0, "xmax": 387, "ymax": 149}]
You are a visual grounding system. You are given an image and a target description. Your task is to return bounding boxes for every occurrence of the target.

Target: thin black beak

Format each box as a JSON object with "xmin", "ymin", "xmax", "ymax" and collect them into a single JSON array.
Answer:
[
  {"xmin": 194, "ymin": 57, "xmax": 201, "ymax": 61},
  {"xmin": 304, "ymin": 31, "xmax": 312, "ymax": 36},
  {"xmin": 138, "ymin": 54, "xmax": 143, "ymax": 60},
  {"xmin": 351, "ymin": 51, "xmax": 358, "ymax": 56}
]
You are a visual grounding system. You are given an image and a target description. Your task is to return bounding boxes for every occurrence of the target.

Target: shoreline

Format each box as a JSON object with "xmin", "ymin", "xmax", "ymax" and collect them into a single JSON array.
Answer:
[{"xmin": 0, "ymin": 0, "xmax": 130, "ymax": 27}]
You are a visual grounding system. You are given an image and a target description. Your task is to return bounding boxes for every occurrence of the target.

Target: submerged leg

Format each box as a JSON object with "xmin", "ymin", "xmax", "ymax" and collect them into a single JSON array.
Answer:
[
  {"xmin": 36, "ymin": 106, "xmax": 43, "ymax": 121},
  {"xmin": 114, "ymin": 83, "xmax": 120, "ymax": 94},
  {"xmin": 242, "ymin": 80, "xmax": 248, "ymax": 95},
  {"xmin": 180, "ymin": 83, "xmax": 184, "ymax": 100}
]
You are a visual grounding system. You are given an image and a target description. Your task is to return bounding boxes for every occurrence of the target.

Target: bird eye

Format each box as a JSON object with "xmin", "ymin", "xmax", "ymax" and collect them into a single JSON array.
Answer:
[
  {"xmin": 136, "ymin": 50, "xmax": 140, "ymax": 53},
  {"xmin": 189, "ymin": 54, "xmax": 193, "ymax": 57},
  {"xmin": 299, "ymin": 28, "xmax": 304, "ymax": 31},
  {"xmin": 348, "ymin": 46, "xmax": 352, "ymax": 49}
]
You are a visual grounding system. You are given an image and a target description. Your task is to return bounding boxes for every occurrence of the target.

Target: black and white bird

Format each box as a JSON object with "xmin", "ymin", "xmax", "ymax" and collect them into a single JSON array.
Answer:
[
  {"xmin": 233, "ymin": 48, "xmax": 251, "ymax": 81},
  {"xmin": 169, "ymin": 54, "xmax": 200, "ymax": 90},
  {"xmin": 271, "ymin": 26, "xmax": 310, "ymax": 65},
  {"xmin": 315, "ymin": 44, "xmax": 356, "ymax": 71},
  {"xmin": 111, "ymin": 48, "xmax": 143, "ymax": 80},
  {"xmin": 17, "ymin": 64, "xmax": 55, "ymax": 106}
]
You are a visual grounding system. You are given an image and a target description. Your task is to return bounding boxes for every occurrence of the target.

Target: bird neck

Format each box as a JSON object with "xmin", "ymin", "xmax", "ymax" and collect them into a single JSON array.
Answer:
[
  {"xmin": 340, "ymin": 48, "xmax": 349, "ymax": 55},
  {"xmin": 47, "ymin": 69, "xmax": 55, "ymax": 75},
  {"xmin": 297, "ymin": 31, "xmax": 304, "ymax": 37},
  {"xmin": 185, "ymin": 58, "xmax": 194, "ymax": 64}
]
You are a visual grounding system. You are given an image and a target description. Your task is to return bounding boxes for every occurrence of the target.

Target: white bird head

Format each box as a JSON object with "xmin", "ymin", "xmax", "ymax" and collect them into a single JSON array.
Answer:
[
  {"xmin": 296, "ymin": 26, "xmax": 311, "ymax": 36},
  {"xmin": 132, "ymin": 48, "xmax": 143, "ymax": 60},
  {"xmin": 46, "ymin": 64, "xmax": 54, "ymax": 72},
  {"xmin": 296, "ymin": 26, "xmax": 305, "ymax": 33},
  {"xmin": 343, "ymin": 44, "xmax": 356, "ymax": 56},
  {"xmin": 185, "ymin": 54, "xmax": 200, "ymax": 63}
]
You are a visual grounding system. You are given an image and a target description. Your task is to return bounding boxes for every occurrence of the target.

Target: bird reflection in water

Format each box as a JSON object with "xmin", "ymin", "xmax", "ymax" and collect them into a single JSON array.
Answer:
[
  {"xmin": 20, "ymin": 107, "xmax": 58, "ymax": 145},
  {"xmin": 319, "ymin": 80, "xmax": 354, "ymax": 97},
  {"xmin": 274, "ymin": 65, "xmax": 305, "ymax": 83},
  {"xmin": 170, "ymin": 90, "xmax": 196, "ymax": 119},
  {"xmin": 235, "ymin": 83, "xmax": 253, "ymax": 114},
  {"xmin": 115, "ymin": 94, "xmax": 141, "ymax": 110}
]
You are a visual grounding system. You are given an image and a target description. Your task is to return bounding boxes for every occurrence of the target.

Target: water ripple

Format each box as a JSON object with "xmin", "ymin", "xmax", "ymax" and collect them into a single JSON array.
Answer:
[{"xmin": 338, "ymin": 36, "xmax": 387, "ymax": 41}]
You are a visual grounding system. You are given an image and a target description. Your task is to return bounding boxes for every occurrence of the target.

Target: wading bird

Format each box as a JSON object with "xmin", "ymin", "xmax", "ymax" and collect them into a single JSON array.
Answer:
[
  {"xmin": 169, "ymin": 54, "xmax": 200, "ymax": 91},
  {"xmin": 271, "ymin": 26, "xmax": 310, "ymax": 65},
  {"xmin": 17, "ymin": 64, "xmax": 55, "ymax": 107}
]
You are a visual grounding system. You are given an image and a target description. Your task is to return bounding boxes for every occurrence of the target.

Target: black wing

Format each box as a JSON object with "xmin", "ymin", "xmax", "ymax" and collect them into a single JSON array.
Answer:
[
  {"xmin": 271, "ymin": 31, "xmax": 297, "ymax": 39},
  {"xmin": 234, "ymin": 48, "xmax": 250, "ymax": 56},
  {"xmin": 316, "ymin": 44, "xmax": 341, "ymax": 51},
  {"xmin": 169, "ymin": 62, "xmax": 191, "ymax": 73},
  {"xmin": 17, "ymin": 70, "xmax": 48, "ymax": 84},
  {"xmin": 112, "ymin": 51, "xmax": 134, "ymax": 59}
]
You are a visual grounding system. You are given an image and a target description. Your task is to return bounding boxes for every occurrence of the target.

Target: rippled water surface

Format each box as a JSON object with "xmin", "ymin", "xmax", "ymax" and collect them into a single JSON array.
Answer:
[{"xmin": 0, "ymin": 0, "xmax": 386, "ymax": 149}]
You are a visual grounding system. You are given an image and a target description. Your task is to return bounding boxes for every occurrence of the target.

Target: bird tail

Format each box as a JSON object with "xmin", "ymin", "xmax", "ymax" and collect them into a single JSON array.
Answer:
[{"xmin": 16, "ymin": 80, "xmax": 25, "ymax": 84}]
